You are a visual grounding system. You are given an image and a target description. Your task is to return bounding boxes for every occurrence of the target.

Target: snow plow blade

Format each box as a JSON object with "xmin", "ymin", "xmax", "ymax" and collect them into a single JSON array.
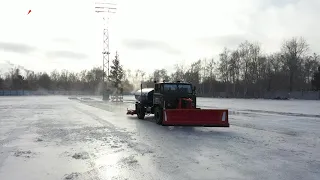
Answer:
[{"xmin": 162, "ymin": 109, "xmax": 229, "ymax": 127}]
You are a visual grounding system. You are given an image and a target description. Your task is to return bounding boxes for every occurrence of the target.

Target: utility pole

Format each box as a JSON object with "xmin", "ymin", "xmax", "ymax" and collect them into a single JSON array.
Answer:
[{"xmin": 94, "ymin": 0, "xmax": 116, "ymax": 100}]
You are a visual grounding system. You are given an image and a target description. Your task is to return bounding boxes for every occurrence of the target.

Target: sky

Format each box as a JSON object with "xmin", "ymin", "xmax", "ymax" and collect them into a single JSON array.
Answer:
[{"xmin": 0, "ymin": 0, "xmax": 319, "ymax": 76}]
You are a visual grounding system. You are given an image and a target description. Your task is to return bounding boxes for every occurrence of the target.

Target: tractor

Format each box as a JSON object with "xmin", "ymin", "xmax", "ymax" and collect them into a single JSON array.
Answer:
[{"xmin": 127, "ymin": 81, "xmax": 229, "ymax": 127}]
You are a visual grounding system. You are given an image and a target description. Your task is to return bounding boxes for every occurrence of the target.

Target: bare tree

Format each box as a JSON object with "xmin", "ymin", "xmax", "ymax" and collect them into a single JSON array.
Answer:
[
  {"xmin": 228, "ymin": 50, "xmax": 241, "ymax": 96},
  {"xmin": 281, "ymin": 37, "xmax": 309, "ymax": 91},
  {"xmin": 171, "ymin": 63, "xmax": 186, "ymax": 82}
]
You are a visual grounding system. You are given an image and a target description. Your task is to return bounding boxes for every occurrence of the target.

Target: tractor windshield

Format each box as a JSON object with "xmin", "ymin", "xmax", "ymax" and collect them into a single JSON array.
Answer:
[
  {"xmin": 178, "ymin": 84, "xmax": 192, "ymax": 93},
  {"xmin": 163, "ymin": 84, "xmax": 192, "ymax": 93}
]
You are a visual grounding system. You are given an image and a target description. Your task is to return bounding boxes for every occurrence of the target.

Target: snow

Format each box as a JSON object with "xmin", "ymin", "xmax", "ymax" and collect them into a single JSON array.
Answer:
[{"xmin": 0, "ymin": 95, "xmax": 319, "ymax": 180}]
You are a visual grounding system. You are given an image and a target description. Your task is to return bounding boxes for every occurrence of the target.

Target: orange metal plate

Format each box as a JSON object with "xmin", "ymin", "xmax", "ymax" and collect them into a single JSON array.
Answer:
[{"xmin": 162, "ymin": 109, "xmax": 229, "ymax": 127}]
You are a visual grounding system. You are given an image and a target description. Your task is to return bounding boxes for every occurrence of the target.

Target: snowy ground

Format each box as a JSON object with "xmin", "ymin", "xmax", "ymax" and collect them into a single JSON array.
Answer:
[{"xmin": 0, "ymin": 96, "xmax": 319, "ymax": 180}]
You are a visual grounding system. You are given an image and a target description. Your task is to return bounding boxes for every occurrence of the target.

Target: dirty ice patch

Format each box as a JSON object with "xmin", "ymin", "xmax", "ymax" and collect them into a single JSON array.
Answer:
[
  {"xmin": 72, "ymin": 152, "xmax": 90, "ymax": 160},
  {"xmin": 13, "ymin": 150, "xmax": 37, "ymax": 158}
]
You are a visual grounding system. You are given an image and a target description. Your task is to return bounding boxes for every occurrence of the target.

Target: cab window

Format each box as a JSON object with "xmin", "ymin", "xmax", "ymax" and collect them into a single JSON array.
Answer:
[
  {"xmin": 160, "ymin": 84, "xmax": 164, "ymax": 92},
  {"xmin": 178, "ymin": 84, "xmax": 192, "ymax": 93},
  {"xmin": 155, "ymin": 84, "xmax": 160, "ymax": 93},
  {"xmin": 163, "ymin": 84, "xmax": 177, "ymax": 92}
]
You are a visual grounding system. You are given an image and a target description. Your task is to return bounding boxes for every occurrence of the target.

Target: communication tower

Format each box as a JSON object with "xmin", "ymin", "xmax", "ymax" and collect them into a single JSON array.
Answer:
[{"xmin": 94, "ymin": 1, "xmax": 116, "ymax": 100}]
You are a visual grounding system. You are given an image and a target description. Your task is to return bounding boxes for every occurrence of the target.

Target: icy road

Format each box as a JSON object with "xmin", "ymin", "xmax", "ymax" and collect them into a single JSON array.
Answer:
[{"xmin": 0, "ymin": 96, "xmax": 319, "ymax": 180}]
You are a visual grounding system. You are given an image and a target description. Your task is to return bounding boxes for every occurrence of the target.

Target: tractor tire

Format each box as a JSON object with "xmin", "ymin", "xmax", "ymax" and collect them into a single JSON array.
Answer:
[
  {"xmin": 136, "ymin": 104, "xmax": 145, "ymax": 120},
  {"xmin": 154, "ymin": 106, "xmax": 163, "ymax": 125}
]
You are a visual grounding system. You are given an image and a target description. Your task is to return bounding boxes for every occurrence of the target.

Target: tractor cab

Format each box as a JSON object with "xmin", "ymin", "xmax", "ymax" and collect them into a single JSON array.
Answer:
[
  {"xmin": 154, "ymin": 81, "xmax": 195, "ymax": 95},
  {"xmin": 153, "ymin": 81, "xmax": 197, "ymax": 110}
]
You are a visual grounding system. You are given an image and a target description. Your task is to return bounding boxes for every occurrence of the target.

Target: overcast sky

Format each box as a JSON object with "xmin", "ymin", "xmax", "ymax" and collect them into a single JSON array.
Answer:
[{"xmin": 0, "ymin": 0, "xmax": 319, "ymax": 75}]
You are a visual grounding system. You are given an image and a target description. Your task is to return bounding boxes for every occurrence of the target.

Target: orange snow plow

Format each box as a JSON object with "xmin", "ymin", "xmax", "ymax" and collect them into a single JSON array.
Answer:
[{"xmin": 126, "ymin": 81, "xmax": 229, "ymax": 127}]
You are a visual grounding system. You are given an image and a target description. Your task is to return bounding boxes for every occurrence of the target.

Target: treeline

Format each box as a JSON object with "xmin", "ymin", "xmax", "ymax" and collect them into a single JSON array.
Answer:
[
  {"xmin": 0, "ymin": 52, "xmax": 134, "ymax": 94},
  {"xmin": 1, "ymin": 36, "xmax": 320, "ymax": 98},
  {"xmin": 0, "ymin": 67, "xmax": 134, "ymax": 94},
  {"xmin": 130, "ymin": 37, "xmax": 320, "ymax": 97}
]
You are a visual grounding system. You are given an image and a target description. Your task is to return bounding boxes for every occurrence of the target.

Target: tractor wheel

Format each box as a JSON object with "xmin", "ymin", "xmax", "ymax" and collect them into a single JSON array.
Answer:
[
  {"xmin": 154, "ymin": 106, "xmax": 163, "ymax": 125},
  {"xmin": 136, "ymin": 104, "xmax": 145, "ymax": 120}
]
